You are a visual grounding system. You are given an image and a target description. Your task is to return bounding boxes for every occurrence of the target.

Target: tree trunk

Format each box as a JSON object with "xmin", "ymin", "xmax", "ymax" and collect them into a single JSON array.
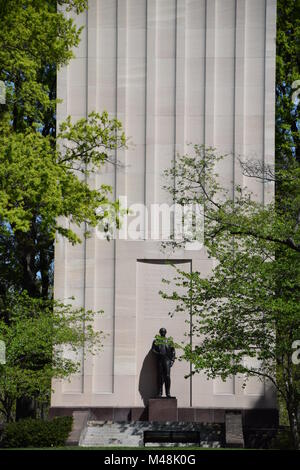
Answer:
[
  {"xmin": 287, "ymin": 405, "xmax": 300, "ymax": 450},
  {"xmin": 1, "ymin": 396, "xmax": 13, "ymax": 422}
]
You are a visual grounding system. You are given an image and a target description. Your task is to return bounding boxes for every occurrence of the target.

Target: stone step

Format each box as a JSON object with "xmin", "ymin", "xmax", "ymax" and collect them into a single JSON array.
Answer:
[{"xmin": 79, "ymin": 421, "xmax": 224, "ymax": 447}]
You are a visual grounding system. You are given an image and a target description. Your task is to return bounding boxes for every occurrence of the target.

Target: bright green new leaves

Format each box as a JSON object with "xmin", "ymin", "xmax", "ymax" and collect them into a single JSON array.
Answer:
[
  {"xmin": 276, "ymin": 0, "xmax": 300, "ymax": 165},
  {"xmin": 58, "ymin": 111, "xmax": 127, "ymax": 174},
  {"xmin": 0, "ymin": 111, "xmax": 126, "ymax": 245},
  {"xmin": 0, "ymin": 292, "xmax": 103, "ymax": 421},
  {"xmin": 0, "ymin": 1, "xmax": 128, "ymax": 298},
  {"xmin": 163, "ymin": 145, "xmax": 300, "ymax": 448},
  {"xmin": 0, "ymin": 0, "xmax": 87, "ymax": 131},
  {"xmin": 0, "ymin": 0, "xmax": 127, "ymax": 420}
]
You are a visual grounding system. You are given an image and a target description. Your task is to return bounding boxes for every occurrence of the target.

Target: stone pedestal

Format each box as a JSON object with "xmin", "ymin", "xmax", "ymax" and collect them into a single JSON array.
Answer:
[
  {"xmin": 225, "ymin": 412, "xmax": 244, "ymax": 448},
  {"xmin": 148, "ymin": 398, "xmax": 178, "ymax": 422}
]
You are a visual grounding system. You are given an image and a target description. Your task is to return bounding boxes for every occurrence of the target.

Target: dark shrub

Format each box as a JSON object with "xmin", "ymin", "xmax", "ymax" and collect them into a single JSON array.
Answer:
[
  {"xmin": 0, "ymin": 416, "xmax": 73, "ymax": 448},
  {"xmin": 269, "ymin": 428, "xmax": 295, "ymax": 450}
]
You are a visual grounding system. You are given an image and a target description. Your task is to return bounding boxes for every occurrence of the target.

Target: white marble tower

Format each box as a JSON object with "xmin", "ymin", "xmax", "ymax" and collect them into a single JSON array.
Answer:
[{"xmin": 52, "ymin": 0, "xmax": 277, "ymax": 412}]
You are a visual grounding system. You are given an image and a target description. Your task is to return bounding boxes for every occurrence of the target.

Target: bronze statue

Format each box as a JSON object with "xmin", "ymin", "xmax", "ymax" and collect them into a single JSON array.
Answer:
[{"xmin": 151, "ymin": 328, "xmax": 176, "ymax": 398}]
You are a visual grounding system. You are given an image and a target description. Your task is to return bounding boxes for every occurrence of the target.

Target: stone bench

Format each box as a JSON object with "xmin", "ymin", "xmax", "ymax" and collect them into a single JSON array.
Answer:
[{"xmin": 143, "ymin": 430, "xmax": 200, "ymax": 446}]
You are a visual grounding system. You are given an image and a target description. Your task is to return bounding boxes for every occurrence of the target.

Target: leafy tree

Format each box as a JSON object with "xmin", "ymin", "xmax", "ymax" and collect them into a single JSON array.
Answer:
[
  {"xmin": 0, "ymin": 292, "xmax": 103, "ymax": 422},
  {"xmin": 0, "ymin": 0, "xmax": 88, "ymax": 134},
  {"xmin": 0, "ymin": 112, "xmax": 126, "ymax": 298},
  {"xmin": 162, "ymin": 146, "xmax": 300, "ymax": 449},
  {"xmin": 161, "ymin": 1, "xmax": 300, "ymax": 449},
  {"xmin": 0, "ymin": 0, "xmax": 127, "ymax": 419},
  {"xmin": 0, "ymin": 108, "xmax": 126, "ymax": 419},
  {"xmin": 0, "ymin": 1, "xmax": 127, "ymax": 300},
  {"xmin": 276, "ymin": 0, "xmax": 300, "ymax": 166}
]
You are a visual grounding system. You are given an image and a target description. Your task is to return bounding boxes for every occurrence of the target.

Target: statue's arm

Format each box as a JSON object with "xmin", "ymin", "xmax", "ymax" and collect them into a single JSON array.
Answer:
[{"xmin": 170, "ymin": 347, "xmax": 176, "ymax": 365}]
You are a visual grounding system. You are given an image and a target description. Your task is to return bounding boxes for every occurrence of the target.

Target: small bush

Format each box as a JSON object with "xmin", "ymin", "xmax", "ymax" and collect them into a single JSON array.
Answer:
[
  {"xmin": 269, "ymin": 428, "xmax": 294, "ymax": 450},
  {"xmin": 0, "ymin": 416, "xmax": 73, "ymax": 448}
]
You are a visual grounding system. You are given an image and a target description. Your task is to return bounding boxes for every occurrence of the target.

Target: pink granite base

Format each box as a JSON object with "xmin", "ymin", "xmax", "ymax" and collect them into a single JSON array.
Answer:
[{"xmin": 148, "ymin": 398, "xmax": 178, "ymax": 422}]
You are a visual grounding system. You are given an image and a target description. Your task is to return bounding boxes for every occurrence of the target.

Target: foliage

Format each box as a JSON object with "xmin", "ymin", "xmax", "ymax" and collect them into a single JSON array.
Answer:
[
  {"xmin": 0, "ymin": 110, "xmax": 126, "ymax": 298},
  {"xmin": 162, "ymin": 145, "xmax": 300, "ymax": 448},
  {"xmin": 269, "ymin": 428, "xmax": 294, "ymax": 450},
  {"xmin": 0, "ymin": 416, "xmax": 73, "ymax": 448},
  {"xmin": 154, "ymin": 335, "xmax": 177, "ymax": 347},
  {"xmin": 164, "ymin": 145, "xmax": 300, "ymax": 253},
  {"xmin": 0, "ymin": 111, "xmax": 125, "ymax": 241},
  {"xmin": 276, "ymin": 0, "xmax": 300, "ymax": 166},
  {"xmin": 160, "ymin": 1, "xmax": 300, "ymax": 449},
  {"xmin": 0, "ymin": 0, "xmax": 127, "ymax": 420},
  {"xmin": 0, "ymin": 1, "xmax": 127, "ymax": 300},
  {"xmin": 0, "ymin": 292, "xmax": 103, "ymax": 421},
  {"xmin": 0, "ymin": 0, "xmax": 88, "ymax": 134}
]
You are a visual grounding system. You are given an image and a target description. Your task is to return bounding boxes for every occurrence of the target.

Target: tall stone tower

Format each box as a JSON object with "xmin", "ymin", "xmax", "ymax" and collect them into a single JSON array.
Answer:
[{"xmin": 52, "ymin": 0, "xmax": 277, "ymax": 420}]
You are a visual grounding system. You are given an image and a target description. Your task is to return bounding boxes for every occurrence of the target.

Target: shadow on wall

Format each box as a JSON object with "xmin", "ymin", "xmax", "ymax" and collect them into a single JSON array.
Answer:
[{"xmin": 138, "ymin": 349, "xmax": 158, "ymax": 406}]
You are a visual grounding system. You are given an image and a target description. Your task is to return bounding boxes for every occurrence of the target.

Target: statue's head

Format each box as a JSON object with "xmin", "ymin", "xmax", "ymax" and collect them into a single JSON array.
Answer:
[{"xmin": 159, "ymin": 328, "xmax": 167, "ymax": 337}]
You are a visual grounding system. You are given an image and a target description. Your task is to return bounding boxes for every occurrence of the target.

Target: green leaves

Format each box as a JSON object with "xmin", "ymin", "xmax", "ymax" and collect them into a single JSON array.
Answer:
[
  {"xmin": 165, "ymin": 144, "xmax": 300, "ymax": 254},
  {"xmin": 154, "ymin": 334, "xmax": 179, "ymax": 350},
  {"xmin": 58, "ymin": 111, "xmax": 127, "ymax": 174},
  {"xmin": 0, "ymin": 110, "xmax": 126, "ymax": 244},
  {"xmin": 0, "ymin": 292, "xmax": 103, "ymax": 419},
  {"xmin": 0, "ymin": 0, "xmax": 128, "ymax": 421},
  {"xmin": 276, "ymin": 0, "xmax": 300, "ymax": 165},
  {"xmin": 1, "ymin": 416, "xmax": 73, "ymax": 447},
  {"xmin": 163, "ymin": 142, "xmax": 300, "ymax": 446},
  {"xmin": 0, "ymin": 0, "xmax": 86, "ymax": 131}
]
